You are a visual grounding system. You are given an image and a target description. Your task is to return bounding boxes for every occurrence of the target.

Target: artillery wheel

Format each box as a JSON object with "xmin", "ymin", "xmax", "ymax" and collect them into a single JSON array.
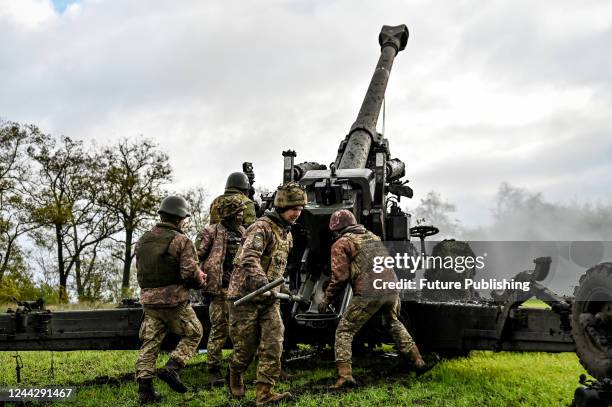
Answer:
[{"xmin": 571, "ymin": 262, "xmax": 612, "ymax": 380}]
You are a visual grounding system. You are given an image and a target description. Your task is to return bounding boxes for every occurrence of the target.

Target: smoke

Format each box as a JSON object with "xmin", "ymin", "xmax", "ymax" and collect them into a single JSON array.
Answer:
[
  {"xmin": 461, "ymin": 182, "xmax": 612, "ymax": 241},
  {"xmin": 410, "ymin": 182, "xmax": 612, "ymax": 241}
]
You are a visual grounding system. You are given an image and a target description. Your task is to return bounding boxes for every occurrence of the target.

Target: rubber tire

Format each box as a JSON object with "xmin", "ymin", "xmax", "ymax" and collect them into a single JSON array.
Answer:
[{"xmin": 571, "ymin": 262, "xmax": 612, "ymax": 380}]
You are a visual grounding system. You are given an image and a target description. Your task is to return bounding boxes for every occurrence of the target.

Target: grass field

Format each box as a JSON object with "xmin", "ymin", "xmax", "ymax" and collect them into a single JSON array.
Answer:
[{"xmin": 0, "ymin": 347, "xmax": 585, "ymax": 406}]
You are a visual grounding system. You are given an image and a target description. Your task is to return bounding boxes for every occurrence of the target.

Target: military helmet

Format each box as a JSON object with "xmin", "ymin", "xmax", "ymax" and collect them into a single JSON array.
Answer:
[
  {"xmin": 329, "ymin": 209, "xmax": 357, "ymax": 231},
  {"xmin": 219, "ymin": 195, "xmax": 247, "ymax": 219},
  {"xmin": 158, "ymin": 195, "xmax": 191, "ymax": 218},
  {"xmin": 273, "ymin": 181, "xmax": 307, "ymax": 208},
  {"xmin": 225, "ymin": 172, "xmax": 250, "ymax": 191}
]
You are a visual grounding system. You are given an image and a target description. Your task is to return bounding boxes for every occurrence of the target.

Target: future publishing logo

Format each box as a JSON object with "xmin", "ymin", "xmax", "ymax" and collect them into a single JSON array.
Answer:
[{"xmin": 371, "ymin": 252, "xmax": 531, "ymax": 292}]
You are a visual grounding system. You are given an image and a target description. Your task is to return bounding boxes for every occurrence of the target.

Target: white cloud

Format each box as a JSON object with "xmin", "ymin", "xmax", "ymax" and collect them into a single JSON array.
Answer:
[
  {"xmin": 0, "ymin": 0, "xmax": 610, "ymax": 227},
  {"xmin": 0, "ymin": 0, "xmax": 56, "ymax": 28}
]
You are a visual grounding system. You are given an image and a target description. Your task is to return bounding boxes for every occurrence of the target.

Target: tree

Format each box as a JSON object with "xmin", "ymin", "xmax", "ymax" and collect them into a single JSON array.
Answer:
[
  {"xmin": 181, "ymin": 186, "xmax": 210, "ymax": 239},
  {"xmin": 27, "ymin": 134, "xmax": 118, "ymax": 301},
  {"xmin": 0, "ymin": 122, "xmax": 38, "ymax": 283},
  {"xmin": 411, "ymin": 190, "xmax": 460, "ymax": 238},
  {"xmin": 98, "ymin": 138, "xmax": 172, "ymax": 297}
]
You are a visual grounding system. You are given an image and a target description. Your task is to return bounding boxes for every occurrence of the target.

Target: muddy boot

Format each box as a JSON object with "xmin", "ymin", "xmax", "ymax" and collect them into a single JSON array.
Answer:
[
  {"xmin": 255, "ymin": 382, "xmax": 292, "ymax": 405},
  {"xmin": 208, "ymin": 366, "xmax": 225, "ymax": 387},
  {"xmin": 137, "ymin": 378, "xmax": 161, "ymax": 404},
  {"xmin": 406, "ymin": 345, "xmax": 435, "ymax": 376},
  {"xmin": 157, "ymin": 358, "xmax": 187, "ymax": 393},
  {"xmin": 228, "ymin": 368, "xmax": 245, "ymax": 398},
  {"xmin": 329, "ymin": 361, "xmax": 357, "ymax": 390}
]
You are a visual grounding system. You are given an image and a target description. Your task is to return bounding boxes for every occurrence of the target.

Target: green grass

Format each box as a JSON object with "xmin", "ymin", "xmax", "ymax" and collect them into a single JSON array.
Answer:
[
  {"xmin": 0, "ymin": 349, "xmax": 585, "ymax": 406},
  {"xmin": 519, "ymin": 299, "xmax": 551, "ymax": 309}
]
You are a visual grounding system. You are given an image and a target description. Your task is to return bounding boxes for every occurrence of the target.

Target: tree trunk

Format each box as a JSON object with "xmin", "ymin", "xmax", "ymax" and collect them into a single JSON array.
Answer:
[
  {"xmin": 121, "ymin": 227, "xmax": 134, "ymax": 296},
  {"xmin": 72, "ymin": 223, "xmax": 84, "ymax": 300},
  {"xmin": 56, "ymin": 222, "xmax": 68, "ymax": 303},
  {"xmin": 0, "ymin": 235, "xmax": 16, "ymax": 283}
]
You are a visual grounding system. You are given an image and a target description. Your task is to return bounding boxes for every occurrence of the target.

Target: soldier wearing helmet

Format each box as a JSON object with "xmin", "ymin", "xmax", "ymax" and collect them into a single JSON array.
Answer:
[
  {"xmin": 209, "ymin": 172, "xmax": 257, "ymax": 227},
  {"xmin": 195, "ymin": 195, "xmax": 247, "ymax": 386},
  {"xmin": 227, "ymin": 182, "xmax": 306, "ymax": 405},
  {"xmin": 319, "ymin": 209, "xmax": 432, "ymax": 389},
  {"xmin": 135, "ymin": 196, "xmax": 206, "ymax": 403}
]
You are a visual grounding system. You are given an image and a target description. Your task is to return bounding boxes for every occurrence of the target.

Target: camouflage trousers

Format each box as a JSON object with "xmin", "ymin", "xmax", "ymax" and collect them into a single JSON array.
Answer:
[
  {"xmin": 229, "ymin": 300, "xmax": 284, "ymax": 385},
  {"xmin": 135, "ymin": 302, "xmax": 203, "ymax": 380},
  {"xmin": 206, "ymin": 292, "xmax": 231, "ymax": 370},
  {"xmin": 335, "ymin": 294, "xmax": 415, "ymax": 363}
]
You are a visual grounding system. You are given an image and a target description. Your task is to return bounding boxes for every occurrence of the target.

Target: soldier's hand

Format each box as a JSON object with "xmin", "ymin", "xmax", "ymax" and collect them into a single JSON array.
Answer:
[
  {"xmin": 197, "ymin": 270, "xmax": 207, "ymax": 288},
  {"xmin": 318, "ymin": 299, "xmax": 330, "ymax": 314}
]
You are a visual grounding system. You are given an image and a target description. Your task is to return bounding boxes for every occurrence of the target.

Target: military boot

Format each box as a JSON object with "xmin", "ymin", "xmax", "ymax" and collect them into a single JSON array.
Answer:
[
  {"xmin": 157, "ymin": 358, "xmax": 187, "ymax": 393},
  {"xmin": 329, "ymin": 362, "xmax": 357, "ymax": 390},
  {"xmin": 255, "ymin": 382, "xmax": 292, "ymax": 405},
  {"xmin": 137, "ymin": 378, "xmax": 161, "ymax": 404},
  {"xmin": 405, "ymin": 345, "xmax": 436, "ymax": 376},
  {"xmin": 208, "ymin": 366, "xmax": 225, "ymax": 387},
  {"xmin": 228, "ymin": 368, "xmax": 245, "ymax": 398}
]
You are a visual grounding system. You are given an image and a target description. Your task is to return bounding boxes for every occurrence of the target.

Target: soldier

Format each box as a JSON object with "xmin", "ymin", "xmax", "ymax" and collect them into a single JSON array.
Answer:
[
  {"xmin": 209, "ymin": 172, "xmax": 257, "ymax": 227},
  {"xmin": 318, "ymin": 209, "xmax": 432, "ymax": 389},
  {"xmin": 196, "ymin": 195, "xmax": 247, "ymax": 386},
  {"xmin": 227, "ymin": 182, "xmax": 306, "ymax": 406},
  {"xmin": 135, "ymin": 196, "xmax": 206, "ymax": 403}
]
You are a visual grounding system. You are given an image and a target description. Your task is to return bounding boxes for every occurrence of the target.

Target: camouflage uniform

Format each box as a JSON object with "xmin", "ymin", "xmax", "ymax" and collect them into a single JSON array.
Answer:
[
  {"xmin": 324, "ymin": 224, "xmax": 415, "ymax": 364},
  {"xmin": 227, "ymin": 211, "xmax": 293, "ymax": 386},
  {"xmin": 209, "ymin": 188, "xmax": 256, "ymax": 227},
  {"xmin": 135, "ymin": 222, "xmax": 205, "ymax": 380},
  {"xmin": 197, "ymin": 221, "xmax": 245, "ymax": 370}
]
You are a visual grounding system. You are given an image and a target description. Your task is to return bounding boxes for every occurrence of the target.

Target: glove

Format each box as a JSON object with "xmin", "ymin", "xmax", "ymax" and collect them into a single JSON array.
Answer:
[{"xmin": 318, "ymin": 298, "xmax": 330, "ymax": 314}]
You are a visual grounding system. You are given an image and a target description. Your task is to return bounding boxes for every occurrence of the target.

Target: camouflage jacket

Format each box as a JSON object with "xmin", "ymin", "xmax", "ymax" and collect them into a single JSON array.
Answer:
[
  {"xmin": 324, "ymin": 224, "xmax": 395, "ymax": 302},
  {"xmin": 227, "ymin": 211, "xmax": 293, "ymax": 300},
  {"xmin": 209, "ymin": 188, "xmax": 256, "ymax": 227},
  {"xmin": 136, "ymin": 222, "xmax": 206, "ymax": 307},
  {"xmin": 196, "ymin": 223, "xmax": 245, "ymax": 296}
]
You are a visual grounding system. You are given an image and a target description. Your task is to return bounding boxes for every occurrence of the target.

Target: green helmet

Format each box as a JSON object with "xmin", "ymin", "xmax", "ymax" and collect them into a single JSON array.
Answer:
[
  {"xmin": 274, "ymin": 182, "xmax": 307, "ymax": 208},
  {"xmin": 220, "ymin": 195, "xmax": 248, "ymax": 220},
  {"xmin": 158, "ymin": 195, "xmax": 190, "ymax": 218},
  {"xmin": 225, "ymin": 172, "xmax": 250, "ymax": 191}
]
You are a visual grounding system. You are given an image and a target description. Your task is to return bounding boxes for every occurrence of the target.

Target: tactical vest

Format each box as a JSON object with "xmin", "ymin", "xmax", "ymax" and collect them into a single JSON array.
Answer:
[
  {"xmin": 235, "ymin": 217, "xmax": 292, "ymax": 293},
  {"xmin": 137, "ymin": 224, "xmax": 183, "ymax": 289},
  {"xmin": 209, "ymin": 190, "xmax": 256, "ymax": 226},
  {"xmin": 344, "ymin": 231, "xmax": 395, "ymax": 296}
]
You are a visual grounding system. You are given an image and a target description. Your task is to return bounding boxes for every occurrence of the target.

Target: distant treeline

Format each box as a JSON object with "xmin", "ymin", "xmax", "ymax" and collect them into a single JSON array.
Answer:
[{"xmin": 0, "ymin": 121, "xmax": 209, "ymax": 304}]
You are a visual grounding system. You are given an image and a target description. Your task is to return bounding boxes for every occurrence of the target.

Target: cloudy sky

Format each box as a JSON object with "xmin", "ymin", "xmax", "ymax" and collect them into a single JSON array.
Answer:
[{"xmin": 1, "ymin": 0, "xmax": 611, "ymax": 227}]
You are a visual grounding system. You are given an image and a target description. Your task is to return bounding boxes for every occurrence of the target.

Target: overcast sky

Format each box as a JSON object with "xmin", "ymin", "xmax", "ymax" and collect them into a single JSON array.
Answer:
[{"xmin": 1, "ymin": 0, "xmax": 611, "ymax": 227}]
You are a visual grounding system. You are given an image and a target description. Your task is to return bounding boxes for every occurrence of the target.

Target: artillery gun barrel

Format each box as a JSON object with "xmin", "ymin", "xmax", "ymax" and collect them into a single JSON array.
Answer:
[
  {"xmin": 338, "ymin": 24, "xmax": 409, "ymax": 169},
  {"xmin": 233, "ymin": 277, "xmax": 285, "ymax": 306}
]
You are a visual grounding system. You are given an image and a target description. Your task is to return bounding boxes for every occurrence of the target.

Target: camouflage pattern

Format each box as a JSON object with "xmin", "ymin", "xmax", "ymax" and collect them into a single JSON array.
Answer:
[
  {"xmin": 273, "ymin": 181, "xmax": 307, "ymax": 208},
  {"xmin": 136, "ymin": 222, "xmax": 205, "ymax": 307},
  {"xmin": 227, "ymin": 214, "xmax": 293, "ymax": 300},
  {"xmin": 196, "ymin": 223, "xmax": 245, "ymax": 296},
  {"xmin": 135, "ymin": 302, "xmax": 203, "ymax": 380},
  {"xmin": 335, "ymin": 295, "xmax": 415, "ymax": 363},
  {"xmin": 329, "ymin": 209, "xmax": 357, "ymax": 231},
  {"xmin": 219, "ymin": 195, "xmax": 247, "ymax": 220},
  {"xmin": 206, "ymin": 289, "xmax": 231, "ymax": 369},
  {"xmin": 324, "ymin": 225, "xmax": 395, "ymax": 302},
  {"xmin": 227, "ymin": 211, "xmax": 293, "ymax": 386},
  {"xmin": 229, "ymin": 301, "xmax": 284, "ymax": 385},
  {"xmin": 209, "ymin": 188, "xmax": 256, "ymax": 227}
]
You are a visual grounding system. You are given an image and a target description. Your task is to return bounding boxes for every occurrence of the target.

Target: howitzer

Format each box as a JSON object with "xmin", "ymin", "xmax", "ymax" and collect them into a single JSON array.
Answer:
[{"xmin": 1, "ymin": 25, "xmax": 610, "ymax": 404}]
